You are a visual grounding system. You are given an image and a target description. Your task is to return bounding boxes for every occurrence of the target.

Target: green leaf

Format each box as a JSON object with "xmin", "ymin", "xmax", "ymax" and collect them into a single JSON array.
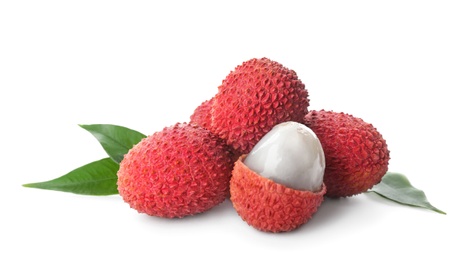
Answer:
[
  {"xmin": 23, "ymin": 158, "xmax": 119, "ymax": 195},
  {"xmin": 79, "ymin": 124, "xmax": 146, "ymax": 163},
  {"xmin": 369, "ymin": 172, "xmax": 446, "ymax": 214}
]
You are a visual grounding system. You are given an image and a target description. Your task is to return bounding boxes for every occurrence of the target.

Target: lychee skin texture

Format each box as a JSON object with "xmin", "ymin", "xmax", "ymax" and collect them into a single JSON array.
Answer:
[
  {"xmin": 190, "ymin": 98, "xmax": 213, "ymax": 130},
  {"xmin": 210, "ymin": 57, "xmax": 309, "ymax": 155},
  {"xmin": 190, "ymin": 97, "xmax": 243, "ymax": 162},
  {"xmin": 304, "ymin": 110, "xmax": 390, "ymax": 198},
  {"xmin": 117, "ymin": 123, "xmax": 234, "ymax": 218},
  {"xmin": 230, "ymin": 155, "xmax": 326, "ymax": 233}
]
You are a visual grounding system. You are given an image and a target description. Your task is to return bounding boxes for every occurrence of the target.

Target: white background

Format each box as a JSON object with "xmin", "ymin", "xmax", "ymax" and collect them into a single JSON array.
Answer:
[{"xmin": 1, "ymin": 1, "xmax": 469, "ymax": 259}]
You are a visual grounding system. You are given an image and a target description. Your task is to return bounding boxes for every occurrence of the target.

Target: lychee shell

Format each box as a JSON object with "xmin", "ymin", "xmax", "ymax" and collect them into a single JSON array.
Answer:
[
  {"xmin": 230, "ymin": 155, "xmax": 326, "ymax": 233},
  {"xmin": 117, "ymin": 123, "xmax": 234, "ymax": 218},
  {"xmin": 210, "ymin": 57, "xmax": 309, "ymax": 154},
  {"xmin": 304, "ymin": 110, "xmax": 390, "ymax": 198}
]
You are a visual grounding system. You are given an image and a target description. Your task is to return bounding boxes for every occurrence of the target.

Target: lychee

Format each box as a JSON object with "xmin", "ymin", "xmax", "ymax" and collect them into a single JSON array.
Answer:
[
  {"xmin": 190, "ymin": 98, "xmax": 213, "ymax": 130},
  {"xmin": 304, "ymin": 110, "xmax": 390, "ymax": 198},
  {"xmin": 117, "ymin": 123, "xmax": 235, "ymax": 218},
  {"xmin": 230, "ymin": 121, "xmax": 326, "ymax": 232},
  {"xmin": 210, "ymin": 57, "xmax": 310, "ymax": 155}
]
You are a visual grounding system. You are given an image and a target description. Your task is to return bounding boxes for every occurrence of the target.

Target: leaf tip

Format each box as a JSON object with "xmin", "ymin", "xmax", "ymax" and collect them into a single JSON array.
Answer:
[{"xmin": 22, "ymin": 182, "xmax": 41, "ymax": 189}]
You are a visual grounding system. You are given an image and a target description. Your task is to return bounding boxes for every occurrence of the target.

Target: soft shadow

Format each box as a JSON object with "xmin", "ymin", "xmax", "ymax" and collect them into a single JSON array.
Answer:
[{"xmin": 293, "ymin": 196, "xmax": 365, "ymax": 234}]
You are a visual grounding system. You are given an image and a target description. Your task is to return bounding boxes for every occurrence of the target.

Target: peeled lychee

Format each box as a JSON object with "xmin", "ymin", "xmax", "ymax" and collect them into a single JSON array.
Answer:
[
  {"xmin": 230, "ymin": 121, "xmax": 326, "ymax": 232},
  {"xmin": 304, "ymin": 110, "xmax": 390, "ymax": 198},
  {"xmin": 210, "ymin": 57, "xmax": 310, "ymax": 155},
  {"xmin": 117, "ymin": 123, "xmax": 235, "ymax": 218}
]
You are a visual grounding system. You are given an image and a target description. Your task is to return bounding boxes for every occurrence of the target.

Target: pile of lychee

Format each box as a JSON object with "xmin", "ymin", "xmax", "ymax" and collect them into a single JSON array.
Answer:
[{"xmin": 117, "ymin": 58, "xmax": 390, "ymax": 233}]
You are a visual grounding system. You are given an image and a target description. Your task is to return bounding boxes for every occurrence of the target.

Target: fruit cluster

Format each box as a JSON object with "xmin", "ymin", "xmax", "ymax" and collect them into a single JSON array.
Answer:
[{"xmin": 117, "ymin": 57, "xmax": 390, "ymax": 232}]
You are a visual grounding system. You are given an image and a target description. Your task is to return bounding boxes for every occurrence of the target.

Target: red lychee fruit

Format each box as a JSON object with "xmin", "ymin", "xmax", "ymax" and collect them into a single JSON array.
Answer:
[
  {"xmin": 304, "ymin": 110, "xmax": 390, "ymax": 198},
  {"xmin": 210, "ymin": 57, "xmax": 309, "ymax": 155},
  {"xmin": 117, "ymin": 123, "xmax": 235, "ymax": 218},
  {"xmin": 230, "ymin": 122, "xmax": 326, "ymax": 232},
  {"xmin": 190, "ymin": 98, "xmax": 213, "ymax": 130}
]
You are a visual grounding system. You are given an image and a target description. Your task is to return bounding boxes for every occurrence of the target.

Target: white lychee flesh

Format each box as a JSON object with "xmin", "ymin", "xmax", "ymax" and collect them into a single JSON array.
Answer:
[{"xmin": 244, "ymin": 121, "xmax": 325, "ymax": 192}]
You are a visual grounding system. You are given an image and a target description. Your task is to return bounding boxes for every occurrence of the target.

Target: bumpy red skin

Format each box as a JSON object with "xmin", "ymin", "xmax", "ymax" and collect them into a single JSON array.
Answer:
[
  {"xmin": 210, "ymin": 58, "xmax": 309, "ymax": 155},
  {"xmin": 190, "ymin": 98, "xmax": 213, "ymax": 130},
  {"xmin": 304, "ymin": 110, "xmax": 390, "ymax": 198},
  {"xmin": 190, "ymin": 98, "xmax": 243, "ymax": 162},
  {"xmin": 230, "ymin": 155, "xmax": 326, "ymax": 233},
  {"xmin": 117, "ymin": 123, "xmax": 235, "ymax": 218}
]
